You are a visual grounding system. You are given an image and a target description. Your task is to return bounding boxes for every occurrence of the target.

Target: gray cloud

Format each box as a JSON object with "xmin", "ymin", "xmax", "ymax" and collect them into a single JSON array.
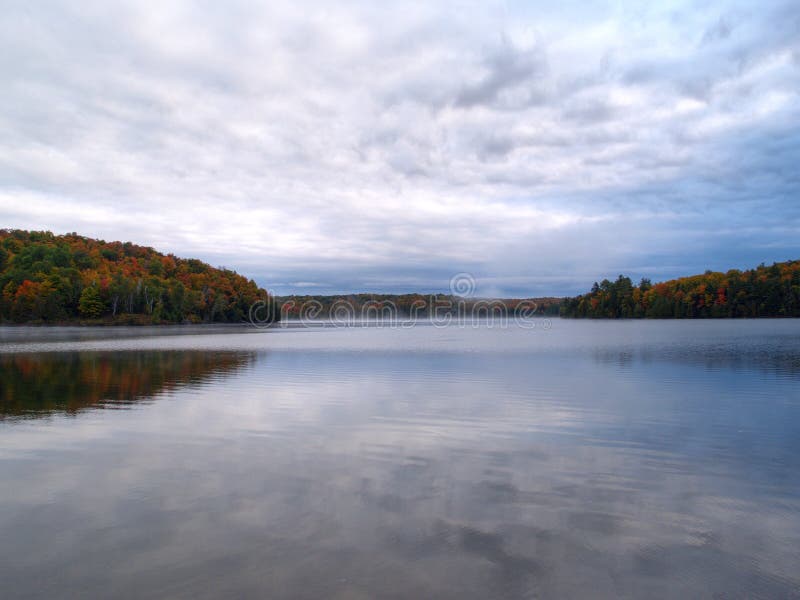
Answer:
[
  {"xmin": 453, "ymin": 37, "xmax": 549, "ymax": 109},
  {"xmin": 0, "ymin": 0, "xmax": 798, "ymax": 296}
]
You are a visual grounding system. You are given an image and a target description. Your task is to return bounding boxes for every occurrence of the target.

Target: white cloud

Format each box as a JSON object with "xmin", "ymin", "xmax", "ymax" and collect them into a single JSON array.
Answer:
[{"xmin": 0, "ymin": 0, "xmax": 798, "ymax": 295}]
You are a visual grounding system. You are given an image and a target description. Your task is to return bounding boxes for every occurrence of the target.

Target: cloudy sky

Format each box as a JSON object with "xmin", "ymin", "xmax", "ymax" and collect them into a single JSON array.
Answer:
[{"xmin": 1, "ymin": 1, "xmax": 798, "ymax": 296}]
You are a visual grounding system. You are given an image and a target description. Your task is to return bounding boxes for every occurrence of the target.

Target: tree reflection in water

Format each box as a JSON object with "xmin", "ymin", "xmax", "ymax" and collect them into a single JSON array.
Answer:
[{"xmin": 0, "ymin": 351, "xmax": 254, "ymax": 418}]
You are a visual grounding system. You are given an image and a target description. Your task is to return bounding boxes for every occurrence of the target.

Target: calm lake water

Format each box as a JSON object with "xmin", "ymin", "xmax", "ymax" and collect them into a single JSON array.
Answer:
[{"xmin": 1, "ymin": 320, "xmax": 799, "ymax": 599}]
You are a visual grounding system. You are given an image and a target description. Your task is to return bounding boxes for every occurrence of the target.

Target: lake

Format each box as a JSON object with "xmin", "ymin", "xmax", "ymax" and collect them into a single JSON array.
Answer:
[{"xmin": 1, "ymin": 320, "xmax": 799, "ymax": 598}]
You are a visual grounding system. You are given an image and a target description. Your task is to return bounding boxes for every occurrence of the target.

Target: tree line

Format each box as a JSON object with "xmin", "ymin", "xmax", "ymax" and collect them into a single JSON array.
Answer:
[
  {"xmin": 0, "ymin": 230, "xmax": 278, "ymax": 324},
  {"xmin": 560, "ymin": 260, "xmax": 800, "ymax": 318},
  {"xmin": 276, "ymin": 293, "xmax": 562, "ymax": 319}
]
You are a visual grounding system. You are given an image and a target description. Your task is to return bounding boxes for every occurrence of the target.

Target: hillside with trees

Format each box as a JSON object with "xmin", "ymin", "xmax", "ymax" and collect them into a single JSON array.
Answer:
[
  {"xmin": 0, "ymin": 230, "xmax": 278, "ymax": 324},
  {"xmin": 560, "ymin": 260, "xmax": 800, "ymax": 318}
]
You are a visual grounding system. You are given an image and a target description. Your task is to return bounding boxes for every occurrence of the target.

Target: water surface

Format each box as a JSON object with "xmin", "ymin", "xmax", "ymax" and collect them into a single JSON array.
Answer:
[{"xmin": 1, "ymin": 320, "xmax": 799, "ymax": 598}]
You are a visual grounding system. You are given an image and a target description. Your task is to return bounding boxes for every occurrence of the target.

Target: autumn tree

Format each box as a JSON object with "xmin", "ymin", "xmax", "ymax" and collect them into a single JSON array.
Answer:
[
  {"xmin": 78, "ymin": 285, "xmax": 105, "ymax": 318},
  {"xmin": 0, "ymin": 230, "xmax": 277, "ymax": 324},
  {"xmin": 561, "ymin": 260, "xmax": 800, "ymax": 319}
]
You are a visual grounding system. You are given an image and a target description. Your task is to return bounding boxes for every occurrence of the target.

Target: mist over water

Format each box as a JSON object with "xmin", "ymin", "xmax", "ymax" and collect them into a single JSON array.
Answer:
[{"xmin": 1, "ymin": 320, "xmax": 799, "ymax": 598}]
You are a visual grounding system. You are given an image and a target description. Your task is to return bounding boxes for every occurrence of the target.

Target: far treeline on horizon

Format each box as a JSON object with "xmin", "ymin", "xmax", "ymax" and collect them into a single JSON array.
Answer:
[{"xmin": 0, "ymin": 229, "xmax": 799, "ymax": 324}]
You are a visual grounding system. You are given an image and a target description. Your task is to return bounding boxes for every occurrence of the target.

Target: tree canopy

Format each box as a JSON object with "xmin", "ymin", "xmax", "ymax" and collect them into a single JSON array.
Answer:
[
  {"xmin": 560, "ymin": 261, "xmax": 800, "ymax": 318},
  {"xmin": 0, "ymin": 230, "xmax": 278, "ymax": 324},
  {"xmin": 276, "ymin": 293, "xmax": 561, "ymax": 319}
]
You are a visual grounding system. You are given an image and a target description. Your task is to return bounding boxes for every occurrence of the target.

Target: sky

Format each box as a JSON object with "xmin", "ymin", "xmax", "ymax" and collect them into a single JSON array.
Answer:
[{"xmin": 1, "ymin": 0, "xmax": 799, "ymax": 297}]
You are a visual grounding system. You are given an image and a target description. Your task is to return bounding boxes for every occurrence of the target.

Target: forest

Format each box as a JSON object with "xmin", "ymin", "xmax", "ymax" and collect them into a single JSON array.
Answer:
[
  {"xmin": 276, "ymin": 293, "xmax": 561, "ymax": 319},
  {"xmin": 560, "ymin": 260, "xmax": 800, "ymax": 318},
  {"xmin": 0, "ymin": 230, "xmax": 278, "ymax": 324},
  {"xmin": 5, "ymin": 229, "xmax": 796, "ymax": 324}
]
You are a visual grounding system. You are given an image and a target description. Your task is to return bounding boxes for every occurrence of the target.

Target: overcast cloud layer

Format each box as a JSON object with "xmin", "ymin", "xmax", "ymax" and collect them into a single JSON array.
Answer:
[{"xmin": 1, "ymin": 0, "xmax": 799, "ymax": 296}]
